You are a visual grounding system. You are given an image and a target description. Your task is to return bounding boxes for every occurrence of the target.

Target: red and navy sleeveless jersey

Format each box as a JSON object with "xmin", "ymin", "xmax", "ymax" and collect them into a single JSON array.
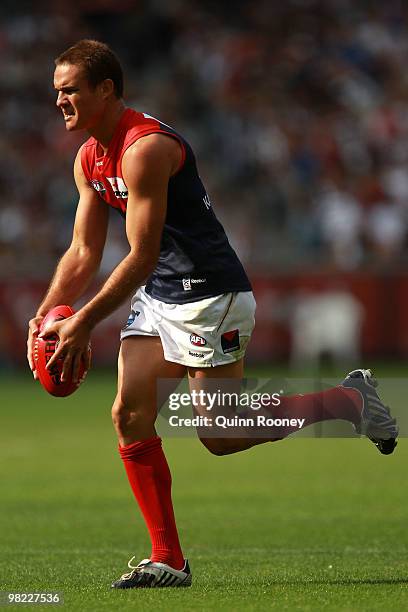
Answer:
[{"xmin": 81, "ymin": 108, "xmax": 251, "ymax": 303}]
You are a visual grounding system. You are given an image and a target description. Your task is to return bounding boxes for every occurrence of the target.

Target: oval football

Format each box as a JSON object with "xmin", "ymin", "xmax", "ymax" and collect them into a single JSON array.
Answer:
[{"xmin": 35, "ymin": 305, "xmax": 89, "ymax": 397}]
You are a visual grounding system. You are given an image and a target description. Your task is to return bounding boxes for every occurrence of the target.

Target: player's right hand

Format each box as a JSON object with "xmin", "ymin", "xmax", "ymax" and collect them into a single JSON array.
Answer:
[{"xmin": 27, "ymin": 316, "xmax": 44, "ymax": 380}]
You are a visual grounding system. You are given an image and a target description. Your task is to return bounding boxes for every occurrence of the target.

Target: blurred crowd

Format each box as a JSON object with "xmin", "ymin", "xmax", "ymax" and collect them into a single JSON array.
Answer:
[{"xmin": 2, "ymin": 0, "xmax": 408, "ymax": 280}]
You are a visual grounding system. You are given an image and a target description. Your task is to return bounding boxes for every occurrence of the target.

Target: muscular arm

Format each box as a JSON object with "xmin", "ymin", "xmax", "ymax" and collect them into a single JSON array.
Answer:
[
  {"xmin": 27, "ymin": 147, "xmax": 108, "ymax": 376},
  {"xmin": 43, "ymin": 133, "xmax": 181, "ymax": 381},
  {"xmin": 36, "ymin": 149, "xmax": 109, "ymax": 316}
]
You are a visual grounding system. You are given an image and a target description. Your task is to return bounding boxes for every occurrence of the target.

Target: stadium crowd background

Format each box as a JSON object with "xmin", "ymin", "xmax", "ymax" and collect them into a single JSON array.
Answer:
[{"xmin": 2, "ymin": 0, "xmax": 408, "ymax": 366}]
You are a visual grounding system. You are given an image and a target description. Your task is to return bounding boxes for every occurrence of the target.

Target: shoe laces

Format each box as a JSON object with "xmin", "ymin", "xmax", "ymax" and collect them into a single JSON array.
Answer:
[{"xmin": 120, "ymin": 556, "xmax": 146, "ymax": 580}]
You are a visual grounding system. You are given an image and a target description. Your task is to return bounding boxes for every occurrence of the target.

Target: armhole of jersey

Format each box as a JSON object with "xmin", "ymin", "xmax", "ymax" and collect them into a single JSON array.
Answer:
[
  {"xmin": 80, "ymin": 144, "xmax": 91, "ymax": 182},
  {"xmin": 80, "ymin": 142, "xmax": 108, "ymax": 204},
  {"xmin": 121, "ymin": 129, "xmax": 186, "ymax": 175},
  {"xmin": 162, "ymin": 131, "xmax": 186, "ymax": 175}
]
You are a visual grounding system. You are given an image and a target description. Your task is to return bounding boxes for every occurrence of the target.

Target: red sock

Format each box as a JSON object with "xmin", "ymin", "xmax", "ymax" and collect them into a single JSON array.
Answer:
[
  {"xmin": 270, "ymin": 386, "xmax": 362, "ymax": 438},
  {"xmin": 119, "ymin": 436, "xmax": 184, "ymax": 570}
]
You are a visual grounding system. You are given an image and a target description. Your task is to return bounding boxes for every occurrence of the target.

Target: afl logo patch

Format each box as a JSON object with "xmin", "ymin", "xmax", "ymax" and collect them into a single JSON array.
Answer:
[
  {"xmin": 91, "ymin": 180, "xmax": 106, "ymax": 194},
  {"xmin": 190, "ymin": 334, "xmax": 207, "ymax": 347}
]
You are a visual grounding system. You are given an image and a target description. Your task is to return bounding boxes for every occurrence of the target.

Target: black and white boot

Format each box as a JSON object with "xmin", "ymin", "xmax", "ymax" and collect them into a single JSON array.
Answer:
[
  {"xmin": 111, "ymin": 557, "xmax": 192, "ymax": 589},
  {"xmin": 341, "ymin": 369, "xmax": 398, "ymax": 455}
]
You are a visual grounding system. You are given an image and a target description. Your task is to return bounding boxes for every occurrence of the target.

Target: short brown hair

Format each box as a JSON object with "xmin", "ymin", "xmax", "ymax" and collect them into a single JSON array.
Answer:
[{"xmin": 55, "ymin": 39, "xmax": 123, "ymax": 98}]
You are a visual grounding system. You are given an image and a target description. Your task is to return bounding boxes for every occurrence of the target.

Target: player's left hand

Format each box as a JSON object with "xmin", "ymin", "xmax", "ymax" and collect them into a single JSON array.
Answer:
[{"xmin": 39, "ymin": 315, "xmax": 92, "ymax": 383}]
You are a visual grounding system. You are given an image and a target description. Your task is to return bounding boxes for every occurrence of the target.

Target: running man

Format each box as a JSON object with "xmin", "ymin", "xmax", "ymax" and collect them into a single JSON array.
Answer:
[{"xmin": 27, "ymin": 40, "xmax": 398, "ymax": 589}]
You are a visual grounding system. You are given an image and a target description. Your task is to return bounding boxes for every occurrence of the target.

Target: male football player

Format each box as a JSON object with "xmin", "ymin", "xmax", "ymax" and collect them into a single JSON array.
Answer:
[{"xmin": 27, "ymin": 40, "xmax": 398, "ymax": 589}]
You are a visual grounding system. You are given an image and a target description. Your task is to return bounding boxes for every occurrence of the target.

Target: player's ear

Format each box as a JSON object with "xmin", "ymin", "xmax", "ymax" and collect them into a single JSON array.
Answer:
[{"xmin": 99, "ymin": 78, "xmax": 114, "ymax": 99}]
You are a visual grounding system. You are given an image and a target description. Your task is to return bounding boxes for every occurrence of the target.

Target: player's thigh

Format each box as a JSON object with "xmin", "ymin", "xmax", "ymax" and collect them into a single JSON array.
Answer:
[
  {"xmin": 117, "ymin": 336, "xmax": 187, "ymax": 414},
  {"xmin": 188, "ymin": 359, "xmax": 245, "ymax": 450},
  {"xmin": 188, "ymin": 358, "xmax": 244, "ymax": 414},
  {"xmin": 188, "ymin": 358, "xmax": 244, "ymax": 380}
]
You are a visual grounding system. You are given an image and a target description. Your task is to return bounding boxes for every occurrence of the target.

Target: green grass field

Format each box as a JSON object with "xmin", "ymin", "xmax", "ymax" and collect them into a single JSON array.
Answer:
[{"xmin": 1, "ymin": 367, "xmax": 407, "ymax": 611}]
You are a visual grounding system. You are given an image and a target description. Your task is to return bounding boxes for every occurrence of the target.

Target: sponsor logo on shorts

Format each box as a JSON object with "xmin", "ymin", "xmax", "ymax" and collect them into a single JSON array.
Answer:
[
  {"xmin": 221, "ymin": 329, "xmax": 240, "ymax": 353},
  {"xmin": 190, "ymin": 334, "xmax": 207, "ymax": 346},
  {"xmin": 90, "ymin": 179, "xmax": 106, "ymax": 194},
  {"xmin": 189, "ymin": 350, "xmax": 205, "ymax": 358}
]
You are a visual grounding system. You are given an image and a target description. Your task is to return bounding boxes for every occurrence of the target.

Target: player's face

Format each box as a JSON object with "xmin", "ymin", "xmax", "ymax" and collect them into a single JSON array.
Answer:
[{"xmin": 54, "ymin": 63, "xmax": 106, "ymax": 132}]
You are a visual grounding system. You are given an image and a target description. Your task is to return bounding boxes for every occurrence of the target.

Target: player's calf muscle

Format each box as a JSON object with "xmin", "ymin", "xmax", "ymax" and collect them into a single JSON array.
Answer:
[
  {"xmin": 198, "ymin": 437, "xmax": 230, "ymax": 456},
  {"xmin": 199, "ymin": 436, "xmax": 265, "ymax": 456}
]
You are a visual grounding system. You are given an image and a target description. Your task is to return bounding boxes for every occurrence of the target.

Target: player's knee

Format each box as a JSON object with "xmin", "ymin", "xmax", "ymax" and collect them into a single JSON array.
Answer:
[
  {"xmin": 111, "ymin": 394, "xmax": 154, "ymax": 437},
  {"xmin": 198, "ymin": 437, "xmax": 232, "ymax": 456},
  {"xmin": 111, "ymin": 398, "xmax": 130, "ymax": 434}
]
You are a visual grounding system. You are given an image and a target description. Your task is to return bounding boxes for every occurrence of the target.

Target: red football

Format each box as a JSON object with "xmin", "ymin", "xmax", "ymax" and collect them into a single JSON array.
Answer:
[{"xmin": 34, "ymin": 305, "xmax": 90, "ymax": 397}]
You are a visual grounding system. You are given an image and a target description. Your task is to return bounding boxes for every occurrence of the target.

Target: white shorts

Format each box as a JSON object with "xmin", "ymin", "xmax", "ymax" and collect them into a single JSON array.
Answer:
[{"xmin": 120, "ymin": 286, "xmax": 256, "ymax": 367}]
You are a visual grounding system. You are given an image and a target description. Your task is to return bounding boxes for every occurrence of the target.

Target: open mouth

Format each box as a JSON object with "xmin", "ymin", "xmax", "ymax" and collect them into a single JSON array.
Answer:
[{"xmin": 62, "ymin": 109, "xmax": 75, "ymax": 121}]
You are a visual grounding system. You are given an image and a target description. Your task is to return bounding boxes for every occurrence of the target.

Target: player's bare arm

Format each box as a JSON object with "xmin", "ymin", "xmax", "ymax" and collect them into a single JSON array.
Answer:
[
  {"xmin": 43, "ymin": 133, "xmax": 181, "ymax": 382},
  {"xmin": 27, "ymin": 147, "xmax": 109, "ymax": 378}
]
